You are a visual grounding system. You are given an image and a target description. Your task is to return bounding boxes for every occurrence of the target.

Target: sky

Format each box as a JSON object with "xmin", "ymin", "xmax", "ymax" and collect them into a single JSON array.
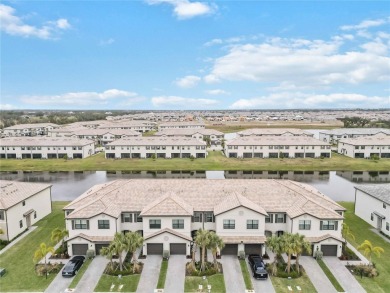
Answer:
[{"xmin": 1, "ymin": 1, "xmax": 389, "ymax": 110}]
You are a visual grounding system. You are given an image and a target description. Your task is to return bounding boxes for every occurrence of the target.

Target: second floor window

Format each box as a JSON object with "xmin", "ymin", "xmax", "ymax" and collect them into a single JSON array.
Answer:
[
  {"xmin": 320, "ymin": 220, "xmax": 338, "ymax": 230},
  {"xmin": 135, "ymin": 212, "xmax": 143, "ymax": 222},
  {"xmin": 223, "ymin": 219, "xmax": 235, "ymax": 229},
  {"xmin": 265, "ymin": 214, "xmax": 273, "ymax": 223},
  {"xmin": 73, "ymin": 219, "xmax": 89, "ymax": 230},
  {"xmin": 121, "ymin": 213, "xmax": 132, "ymax": 223},
  {"xmin": 205, "ymin": 212, "xmax": 214, "ymax": 223},
  {"xmin": 149, "ymin": 219, "xmax": 161, "ymax": 229},
  {"xmin": 299, "ymin": 220, "xmax": 311, "ymax": 230},
  {"xmin": 275, "ymin": 213, "xmax": 286, "ymax": 223},
  {"xmin": 247, "ymin": 220, "xmax": 259, "ymax": 229},
  {"xmin": 172, "ymin": 219, "xmax": 184, "ymax": 229},
  {"xmin": 192, "ymin": 212, "xmax": 203, "ymax": 223},
  {"xmin": 98, "ymin": 220, "xmax": 110, "ymax": 229}
]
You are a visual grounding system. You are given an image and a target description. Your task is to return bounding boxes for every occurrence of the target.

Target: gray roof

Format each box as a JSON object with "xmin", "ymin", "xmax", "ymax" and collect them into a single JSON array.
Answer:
[
  {"xmin": 226, "ymin": 136, "xmax": 330, "ymax": 146},
  {"xmin": 0, "ymin": 137, "xmax": 94, "ymax": 147},
  {"xmin": 355, "ymin": 184, "xmax": 390, "ymax": 205},
  {"xmin": 320, "ymin": 128, "xmax": 390, "ymax": 136}
]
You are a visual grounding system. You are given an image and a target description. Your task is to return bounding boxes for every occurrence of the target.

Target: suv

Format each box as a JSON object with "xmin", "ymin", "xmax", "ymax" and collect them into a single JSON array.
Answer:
[{"xmin": 248, "ymin": 254, "xmax": 268, "ymax": 280}]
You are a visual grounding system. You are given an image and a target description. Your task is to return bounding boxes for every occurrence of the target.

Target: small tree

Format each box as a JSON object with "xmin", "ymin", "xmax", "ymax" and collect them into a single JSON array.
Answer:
[
  {"xmin": 33, "ymin": 242, "xmax": 55, "ymax": 279},
  {"xmin": 195, "ymin": 229, "xmax": 211, "ymax": 272},
  {"xmin": 283, "ymin": 233, "xmax": 297, "ymax": 274},
  {"xmin": 111, "ymin": 232, "xmax": 127, "ymax": 271},
  {"xmin": 358, "ymin": 240, "xmax": 384, "ymax": 263},
  {"xmin": 293, "ymin": 233, "xmax": 312, "ymax": 274},
  {"xmin": 151, "ymin": 153, "xmax": 156, "ymax": 160},
  {"xmin": 207, "ymin": 232, "xmax": 225, "ymax": 271},
  {"xmin": 100, "ymin": 245, "xmax": 115, "ymax": 271},
  {"xmin": 341, "ymin": 223, "xmax": 355, "ymax": 253},
  {"xmin": 51, "ymin": 227, "xmax": 69, "ymax": 253},
  {"xmin": 124, "ymin": 231, "xmax": 144, "ymax": 273},
  {"xmin": 265, "ymin": 235, "xmax": 285, "ymax": 276}
]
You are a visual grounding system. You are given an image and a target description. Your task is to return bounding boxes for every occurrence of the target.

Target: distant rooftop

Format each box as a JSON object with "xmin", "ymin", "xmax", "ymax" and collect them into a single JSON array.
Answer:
[
  {"xmin": 320, "ymin": 128, "xmax": 390, "ymax": 136},
  {"xmin": 227, "ymin": 136, "xmax": 330, "ymax": 146},
  {"xmin": 339, "ymin": 133, "xmax": 390, "ymax": 145},
  {"xmin": 237, "ymin": 128, "xmax": 313, "ymax": 136},
  {"xmin": 107, "ymin": 137, "xmax": 206, "ymax": 146},
  {"xmin": 0, "ymin": 137, "xmax": 94, "ymax": 147},
  {"xmin": 355, "ymin": 184, "xmax": 390, "ymax": 205}
]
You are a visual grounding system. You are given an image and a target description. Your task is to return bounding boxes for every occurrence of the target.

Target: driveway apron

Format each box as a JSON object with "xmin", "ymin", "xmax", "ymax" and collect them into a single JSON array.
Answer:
[
  {"xmin": 165, "ymin": 255, "xmax": 187, "ymax": 293},
  {"xmin": 300, "ymin": 256, "xmax": 337, "ymax": 293},
  {"xmin": 323, "ymin": 257, "xmax": 366, "ymax": 293},
  {"xmin": 137, "ymin": 255, "xmax": 162, "ymax": 293},
  {"xmin": 44, "ymin": 267, "xmax": 73, "ymax": 293},
  {"xmin": 75, "ymin": 256, "xmax": 109, "ymax": 293},
  {"xmin": 245, "ymin": 258, "xmax": 275, "ymax": 293},
  {"xmin": 220, "ymin": 256, "xmax": 245, "ymax": 293}
]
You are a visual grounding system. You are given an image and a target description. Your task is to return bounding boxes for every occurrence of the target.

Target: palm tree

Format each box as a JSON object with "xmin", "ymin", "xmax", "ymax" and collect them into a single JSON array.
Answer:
[
  {"xmin": 283, "ymin": 233, "xmax": 298, "ymax": 274},
  {"xmin": 293, "ymin": 233, "xmax": 311, "ymax": 274},
  {"xmin": 207, "ymin": 232, "xmax": 225, "ymax": 271},
  {"xmin": 341, "ymin": 223, "xmax": 355, "ymax": 253},
  {"xmin": 111, "ymin": 232, "xmax": 127, "ymax": 271},
  {"xmin": 124, "ymin": 231, "xmax": 144, "ymax": 273},
  {"xmin": 33, "ymin": 242, "xmax": 55, "ymax": 279},
  {"xmin": 100, "ymin": 245, "xmax": 115, "ymax": 271},
  {"xmin": 195, "ymin": 229, "xmax": 211, "ymax": 272},
  {"xmin": 265, "ymin": 235, "xmax": 285, "ymax": 276},
  {"xmin": 357, "ymin": 240, "xmax": 384, "ymax": 263},
  {"xmin": 51, "ymin": 227, "xmax": 69, "ymax": 253}
]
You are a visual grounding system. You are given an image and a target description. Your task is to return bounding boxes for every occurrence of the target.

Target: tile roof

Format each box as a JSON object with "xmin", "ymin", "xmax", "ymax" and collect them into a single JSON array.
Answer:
[
  {"xmin": 214, "ymin": 192, "xmax": 267, "ymax": 216},
  {"xmin": 226, "ymin": 136, "xmax": 330, "ymax": 146},
  {"xmin": 67, "ymin": 233, "xmax": 114, "ymax": 243},
  {"xmin": 338, "ymin": 133, "xmax": 390, "ymax": 146},
  {"xmin": 320, "ymin": 128, "xmax": 390, "ymax": 136},
  {"xmin": 0, "ymin": 137, "xmax": 94, "ymax": 147},
  {"xmin": 237, "ymin": 128, "xmax": 313, "ymax": 137},
  {"xmin": 0, "ymin": 180, "xmax": 51, "ymax": 209},
  {"xmin": 140, "ymin": 193, "xmax": 193, "ymax": 216},
  {"xmin": 107, "ymin": 137, "xmax": 206, "ymax": 146},
  {"xmin": 4, "ymin": 123, "xmax": 59, "ymax": 130},
  {"xmin": 305, "ymin": 234, "xmax": 344, "ymax": 243},
  {"xmin": 159, "ymin": 122, "xmax": 205, "ymax": 127},
  {"xmin": 354, "ymin": 184, "xmax": 390, "ymax": 205},
  {"xmin": 144, "ymin": 228, "xmax": 192, "ymax": 241},
  {"xmin": 155, "ymin": 128, "xmax": 223, "ymax": 136},
  {"xmin": 72, "ymin": 128, "xmax": 141, "ymax": 137},
  {"xmin": 221, "ymin": 236, "xmax": 266, "ymax": 244}
]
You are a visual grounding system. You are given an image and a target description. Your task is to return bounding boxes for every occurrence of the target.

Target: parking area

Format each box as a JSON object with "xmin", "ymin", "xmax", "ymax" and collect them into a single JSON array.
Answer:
[
  {"xmin": 136, "ymin": 255, "xmax": 162, "ymax": 293},
  {"xmin": 44, "ymin": 267, "xmax": 73, "ymax": 293},
  {"xmin": 220, "ymin": 255, "xmax": 245, "ymax": 293},
  {"xmin": 164, "ymin": 255, "xmax": 187, "ymax": 293},
  {"xmin": 245, "ymin": 258, "xmax": 275, "ymax": 293}
]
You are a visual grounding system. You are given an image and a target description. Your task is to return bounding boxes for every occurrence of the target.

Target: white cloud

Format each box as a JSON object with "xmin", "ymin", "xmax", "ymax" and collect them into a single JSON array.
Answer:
[
  {"xmin": 230, "ymin": 92, "xmax": 389, "ymax": 109},
  {"xmin": 146, "ymin": 0, "xmax": 215, "ymax": 19},
  {"xmin": 205, "ymin": 89, "xmax": 229, "ymax": 95},
  {"xmin": 0, "ymin": 104, "xmax": 18, "ymax": 110},
  {"xmin": 175, "ymin": 75, "xmax": 201, "ymax": 88},
  {"xmin": 99, "ymin": 38, "xmax": 115, "ymax": 46},
  {"xmin": 360, "ymin": 41, "xmax": 388, "ymax": 55},
  {"xmin": 0, "ymin": 4, "xmax": 70, "ymax": 39},
  {"xmin": 21, "ymin": 89, "xmax": 138, "ymax": 106},
  {"xmin": 151, "ymin": 96, "xmax": 218, "ymax": 108},
  {"xmin": 341, "ymin": 18, "xmax": 388, "ymax": 31}
]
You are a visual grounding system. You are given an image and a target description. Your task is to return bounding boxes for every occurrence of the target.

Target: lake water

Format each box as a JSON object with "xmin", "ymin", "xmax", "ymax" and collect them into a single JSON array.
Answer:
[{"xmin": 1, "ymin": 170, "xmax": 389, "ymax": 202}]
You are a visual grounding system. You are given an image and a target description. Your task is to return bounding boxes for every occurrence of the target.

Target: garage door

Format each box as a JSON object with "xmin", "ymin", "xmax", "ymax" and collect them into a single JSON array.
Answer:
[
  {"xmin": 245, "ymin": 244, "xmax": 262, "ymax": 255},
  {"xmin": 221, "ymin": 244, "xmax": 238, "ymax": 255},
  {"xmin": 170, "ymin": 243, "xmax": 186, "ymax": 255},
  {"xmin": 321, "ymin": 245, "xmax": 338, "ymax": 256},
  {"xmin": 302, "ymin": 245, "xmax": 314, "ymax": 256},
  {"xmin": 147, "ymin": 243, "xmax": 163, "ymax": 255},
  {"xmin": 72, "ymin": 244, "xmax": 88, "ymax": 255},
  {"xmin": 95, "ymin": 244, "xmax": 109, "ymax": 255}
]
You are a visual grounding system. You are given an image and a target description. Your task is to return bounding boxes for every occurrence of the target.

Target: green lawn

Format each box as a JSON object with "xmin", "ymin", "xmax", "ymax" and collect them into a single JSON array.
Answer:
[
  {"xmin": 94, "ymin": 274, "xmax": 141, "ymax": 292},
  {"xmin": 184, "ymin": 274, "xmax": 226, "ymax": 293},
  {"xmin": 156, "ymin": 259, "xmax": 168, "ymax": 289},
  {"xmin": 0, "ymin": 201, "xmax": 68, "ymax": 292},
  {"xmin": 239, "ymin": 259, "xmax": 253, "ymax": 290},
  {"xmin": 339, "ymin": 202, "xmax": 390, "ymax": 293},
  {"xmin": 317, "ymin": 259, "xmax": 344, "ymax": 292},
  {"xmin": 68, "ymin": 258, "xmax": 92, "ymax": 289},
  {"xmin": 270, "ymin": 273, "xmax": 317, "ymax": 293},
  {"xmin": 1, "ymin": 151, "xmax": 389, "ymax": 171}
]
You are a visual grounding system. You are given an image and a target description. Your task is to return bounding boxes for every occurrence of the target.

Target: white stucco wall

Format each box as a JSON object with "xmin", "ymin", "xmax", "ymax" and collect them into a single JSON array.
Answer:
[
  {"xmin": 291, "ymin": 214, "xmax": 343, "ymax": 238},
  {"xmin": 142, "ymin": 216, "xmax": 192, "ymax": 238}
]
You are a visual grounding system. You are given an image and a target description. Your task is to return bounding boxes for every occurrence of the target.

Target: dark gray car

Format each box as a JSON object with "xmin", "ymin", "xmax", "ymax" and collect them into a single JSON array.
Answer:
[{"xmin": 62, "ymin": 256, "xmax": 85, "ymax": 277}]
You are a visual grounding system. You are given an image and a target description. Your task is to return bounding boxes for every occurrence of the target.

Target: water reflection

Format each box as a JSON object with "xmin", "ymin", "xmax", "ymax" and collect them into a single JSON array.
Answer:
[
  {"xmin": 336, "ymin": 171, "xmax": 390, "ymax": 183},
  {"xmin": 224, "ymin": 170, "xmax": 330, "ymax": 181}
]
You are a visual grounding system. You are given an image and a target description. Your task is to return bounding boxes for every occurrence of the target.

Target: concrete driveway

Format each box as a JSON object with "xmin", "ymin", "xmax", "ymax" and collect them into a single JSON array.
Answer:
[
  {"xmin": 44, "ymin": 264, "xmax": 73, "ymax": 293},
  {"xmin": 220, "ymin": 256, "xmax": 245, "ymax": 293},
  {"xmin": 137, "ymin": 255, "xmax": 162, "ymax": 293},
  {"xmin": 323, "ymin": 257, "xmax": 366, "ymax": 293},
  {"xmin": 245, "ymin": 258, "xmax": 275, "ymax": 293},
  {"xmin": 74, "ymin": 256, "xmax": 109, "ymax": 293},
  {"xmin": 165, "ymin": 255, "xmax": 187, "ymax": 293},
  {"xmin": 300, "ymin": 256, "xmax": 337, "ymax": 293}
]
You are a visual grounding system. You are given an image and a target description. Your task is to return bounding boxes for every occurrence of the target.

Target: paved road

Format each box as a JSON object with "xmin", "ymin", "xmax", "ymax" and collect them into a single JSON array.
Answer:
[
  {"xmin": 165, "ymin": 255, "xmax": 187, "ymax": 293},
  {"xmin": 137, "ymin": 255, "xmax": 162, "ymax": 293},
  {"xmin": 44, "ymin": 265, "xmax": 73, "ymax": 293},
  {"xmin": 323, "ymin": 257, "xmax": 366, "ymax": 293},
  {"xmin": 220, "ymin": 256, "xmax": 245, "ymax": 293},
  {"xmin": 245, "ymin": 258, "xmax": 275, "ymax": 293},
  {"xmin": 75, "ymin": 256, "xmax": 109, "ymax": 293},
  {"xmin": 300, "ymin": 256, "xmax": 337, "ymax": 293}
]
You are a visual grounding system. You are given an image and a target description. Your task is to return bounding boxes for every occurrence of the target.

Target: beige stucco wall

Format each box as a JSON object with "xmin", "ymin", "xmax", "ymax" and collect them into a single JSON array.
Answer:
[{"xmin": 142, "ymin": 216, "xmax": 192, "ymax": 238}]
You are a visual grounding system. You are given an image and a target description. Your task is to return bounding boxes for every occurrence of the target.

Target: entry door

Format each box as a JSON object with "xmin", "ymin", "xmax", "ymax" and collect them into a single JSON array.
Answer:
[
  {"xmin": 377, "ymin": 217, "xmax": 382, "ymax": 230},
  {"xmin": 26, "ymin": 214, "xmax": 31, "ymax": 227}
]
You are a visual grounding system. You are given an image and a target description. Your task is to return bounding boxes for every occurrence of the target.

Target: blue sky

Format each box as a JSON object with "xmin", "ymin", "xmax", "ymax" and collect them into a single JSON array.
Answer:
[{"xmin": 1, "ymin": 1, "xmax": 389, "ymax": 110}]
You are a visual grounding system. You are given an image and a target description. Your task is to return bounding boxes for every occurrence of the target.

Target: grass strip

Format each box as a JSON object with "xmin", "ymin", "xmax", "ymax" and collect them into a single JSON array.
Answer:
[
  {"xmin": 317, "ymin": 258, "xmax": 344, "ymax": 292},
  {"xmin": 68, "ymin": 258, "xmax": 92, "ymax": 289},
  {"xmin": 156, "ymin": 259, "xmax": 168, "ymax": 289},
  {"xmin": 239, "ymin": 259, "xmax": 253, "ymax": 290},
  {"xmin": 94, "ymin": 274, "xmax": 141, "ymax": 292},
  {"xmin": 270, "ymin": 273, "xmax": 317, "ymax": 293},
  {"xmin": 184, "ymin": 274, "xmax": 226, "ymax": 293}
]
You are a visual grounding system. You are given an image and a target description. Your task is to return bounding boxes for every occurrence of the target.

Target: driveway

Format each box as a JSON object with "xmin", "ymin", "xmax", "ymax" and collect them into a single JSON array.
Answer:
[
  {"xmin": 245, "ymin": 258, "xmax": 275, "ymax": 293},
  {"xmin": 137, "ymin": 255, "xmax": 162, "ymax": 293},
  {"xmin": 44, "ymin": 265, "xmax": 73, "ymax": 293},
  {"xmin": 165, "ymin": 255, "xmax": 187, "ymax": 293},
  {"xmin": 323, "ymin": 257, "xmax": 366, "ymax": 293},
  {"xmin": 300, "ymin": 256, "xmax": 337, "ymax": 293},
  {"xmin": 220, "ymin": 256, "xmax": 245, "ymax": 293},
  {"xmin": 74, "ymin": 256, "xmax": 109, "ymax": 293}
]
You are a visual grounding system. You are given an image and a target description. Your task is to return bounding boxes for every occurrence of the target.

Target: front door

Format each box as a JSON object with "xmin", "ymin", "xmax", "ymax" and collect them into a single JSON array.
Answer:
[
  {"xmin": 377, "ymin": 216, "xmax": 382, "ymax": 230},
  {"xmin": 26, "ymin": 214, "xmax": 31, "ymax": 228}
]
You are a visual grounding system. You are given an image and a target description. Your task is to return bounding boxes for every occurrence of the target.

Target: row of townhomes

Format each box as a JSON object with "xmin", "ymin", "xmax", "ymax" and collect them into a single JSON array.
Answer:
[
  {"xmin": 0, "ymin": 137, "xmax": 95, "ymax": 159},
  {"xmin": 157, "ymin": 121, "xmax": 205, "ymax": 131},
  {"xmin": 354, "ymin": 184, "xmax": 390, "ymax": 237},
  {"xmin": 105, "ymin": 137, "xmax": 207, "ymax": 159},
  {"xmin": 64, "ymin": 179, "xmax": 345, "ymax": 257},
  {"xmin": 225, "ymin": 136, "xmax": 332, "ymax": 158},
  {"xmin": 3, "ymin": 123, "xmax": 59, "ymax": 137},
  {"xmin": 154, "ymin": 128, "xmax": 224, "ymax": 145},
  {"xmin": 338, "ymin": 134, "xmax": 390, "ymax": 158},
  {"xmin": 319, "ymin": 128, "xmax": 390, "ymax": 144},
  {"xmin": 0, "ymin": 180, "xmax": 52, "ymax": 241},
  {"xmin": 237, "ymin": 128, "xmax": 314, "ymax": 137}
]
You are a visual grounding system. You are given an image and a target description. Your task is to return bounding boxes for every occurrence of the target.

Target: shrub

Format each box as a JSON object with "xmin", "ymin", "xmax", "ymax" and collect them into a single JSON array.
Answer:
[
  {"xmin": 163, "ymin": 250, "xmax": 170, "ymax": 260},
  {"xmin": 86, "ymin": 249, "xmax": 95, "ymax": 259},
  {"xmin": 238, "ymin": 250, "xmax": 245, "ymax": 260},
  {"xmin": 190, "ymin": 155, "xmax": 195, "ymax": 161},
  {"xmin": 186, "ymin": 261, "xmax": 222, "ymax": 276},
  {"xmin": 314, "ymin": 250, "xmax": 323, "ymax": 260},
  {"xmin": 35, "ymin": 263, "xmax": 63, "ymax": 276},
  {"xmin": 104, "ymin": 261, "xmax": 143, "ymax": 275},
  {"xmin": 347, "ymin": 264, "xmax": 379, "ymax": 278},
  {"xmin": 370, "ymin": 154, "xmax": 380, "ymax": 160}
]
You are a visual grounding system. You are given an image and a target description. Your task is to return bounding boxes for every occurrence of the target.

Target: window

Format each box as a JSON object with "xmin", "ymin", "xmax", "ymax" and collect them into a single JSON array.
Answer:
[
  {"xmin": 371, "ymin": 213, "xmax": 374, "ymax": 221},
  {"xmin": 223, "ymin": 219, "xmax": 235, "ymax": 229},
  {"xmin": 0, "ymin": 211, "xmax": 4, "ymax": 220},
  {"xmin": 299, "ymin": 220, "xmax": 311, "ymax": 230},
  {"xmin": 34, "ymin": 211, "xmax": 37, "ymax": 219},
  {"xmin": 22, "ymin": 201, "xmax": 26, "ymax": 206},
  {"xmin": 172, "ymin": 219, "xmax": 184, "ymax": 229},
  {"xmin": 192, "ymin": 212, "xmax": 203, "ymax": 223},
  {"xmin": 320, "ymin": 220, "xmax": 338, "ymax": 230},
  {"xmin": 73, "ymin": 219, "xmax": 89, "ymax": 229},
  {"xmin": 384, "ymin": 203, "xmax": 387, "ymax": 209},
  {"xmin": 19, "ymin": 220, "xmax": 23, "ymax": 228},
  {"xmin": 149, "ymin": 219, "xmax": 161, "ymax": 229},
  {"xmin": 275, "ymin": 213, "xmax": 286, "ymax": 223},
  {"xmin": 386, "ymin": 222, "xmax": 389, "ymax": 231},
  {"xmin": 121, "ymin": 213, "xmax": 133, "ymax": 223},
  {"xmin": 135, "ymin": 212, "xmax": 143, "ymax": 222},
  {"xmin": 98, "ymin": 220, "xmax": 110, "ymax": 229},
  {"xmin": 265, "ymin": 214, "xmax": 273, "ymax": 223},
  {"xmin": 205, "ymin": 212, "xmax": 214, "ymax": 223},
  {"xmin": 247, "ymin": 220, "xmax": 259, "ymax": 229}
]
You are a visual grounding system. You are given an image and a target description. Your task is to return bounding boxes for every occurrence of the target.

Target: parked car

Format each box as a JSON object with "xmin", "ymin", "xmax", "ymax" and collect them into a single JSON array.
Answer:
[
  {"xmin": 248, "ymin": 254, "xmax": 268, "ymax": 280},
  {"xmin": 62, "ymin": 256, "xmax": 85, "ymax": 277}
]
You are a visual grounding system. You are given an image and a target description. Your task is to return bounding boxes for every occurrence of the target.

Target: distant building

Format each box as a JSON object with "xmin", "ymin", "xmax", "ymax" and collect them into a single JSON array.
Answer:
[
  {"xmin": 158, "ymin": 122, "xmax": 205, "ymax": 131},
  {"xmin": 338, "ymin": 134, "xmax": 390, "ymax": 159},
  {"xmin": 0, "ymin": 180, "xmax": 52, "ymax": 241},
  {"xmin": 319, "ymin": 128, "xmax": 390, "ymax": 144},
  {"xmin": 154, "ymin": 128, "xmax": 224, "ymax": 145},
  {"xmin": 3, "ymin": 123, "xmax": 59, "ymax": 137},
  {"xmin": 237, "ymin": 128, "xmax": 313, "ymax": 137},
  {"xmin": 354, "ymin": 184, "xmax": 390, "ymax": 237}
]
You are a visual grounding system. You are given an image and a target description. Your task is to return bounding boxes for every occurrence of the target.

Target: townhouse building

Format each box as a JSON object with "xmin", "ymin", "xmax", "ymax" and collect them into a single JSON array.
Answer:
[
  {"xmin": 319, "ymin": 128, "xmax": 390, "ymax": 144},
  {"xmin": 158, "ymin": 122, "xmax": 205, "ymax": 131},
  {"xmin": 0, "ymin": 180, "xmax": 52, "ymax": 241},
  {"xmin": 64, "ymin": 179, "xmax": 345, "ymax": 257},
  {"xmin": 0, "ymin": 137, "xmax": 95, "ymax": 159},
  {"xmin": 105, "ymin": 137, "xmax": 207, "ymax": 159},
  {"xmin": 337, "ymin": 134, "xmax": 390, "ymax": 158},
  {"xmin": 354, "ymin": 184, "xmax": 390, "ymax": 237},
  {"xmin": 237, "ymin": 128, "xmax": 314, "ymax": 137},
  {"xmin": 154, "ymin": 128, "xmax": 224, "ymax": 145},
  {"xmin": 3, "ymin": 123, "xmax": 59, "ymax": 137},
  {"xmin": 70, "ymin": 128, "xmax": 141, "ymax": 145},
  {"xmin": 225, "ymin": 136, "xmax": 331, "ymax": 159},
  {"xmin": 99, "ymin": 121, "xmax": 157, "ymax": 133}
]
